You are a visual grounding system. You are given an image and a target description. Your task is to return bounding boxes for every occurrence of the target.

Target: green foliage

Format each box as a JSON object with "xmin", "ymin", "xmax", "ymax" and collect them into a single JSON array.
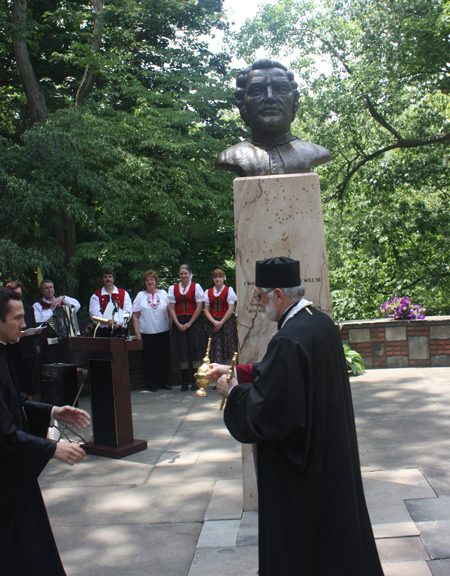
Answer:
[
  {"xmin": 343, "ymin": 345, "xmax": 365, "ymax": 376},
  {"xmin": 0, "ymin": 0, "xmax": 243, "ymax": 303},
  {"xmin": 231, "ymin": 0, "xmax": 450, "ymax": 320}
]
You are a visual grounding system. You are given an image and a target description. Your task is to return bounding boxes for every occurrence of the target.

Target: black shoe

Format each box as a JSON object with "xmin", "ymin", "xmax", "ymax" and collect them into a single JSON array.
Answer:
[
  {"xmin": 213, "ymin": 385, "xmax": 217, "ymax": 390},
  {"xmin": 191, "ymin": 382, "xmax": 199, "ymax": 391},
  {"xmin": 147, "ymin": 387, "xmax": 158, "ymax": 392},
  {"xmin": 181, "ymin": 382, "xmax": 189, "ymax": 391},
  {"xmin": 161, "ymin": 383, "xmax": 172, "ymax": 390}
]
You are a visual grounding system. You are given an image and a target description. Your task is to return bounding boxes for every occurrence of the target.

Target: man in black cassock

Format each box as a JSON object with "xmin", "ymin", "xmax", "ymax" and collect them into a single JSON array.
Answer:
[
  {"xmin": 0, "ymin": 287, "xmax": 90, "ymax": 576},
  {"xmin": 210, "ymin": 257, "xmax": 384, "ymax": 576}
]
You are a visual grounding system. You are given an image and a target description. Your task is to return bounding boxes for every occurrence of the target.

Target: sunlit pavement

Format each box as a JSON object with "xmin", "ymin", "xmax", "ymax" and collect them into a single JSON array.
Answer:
[{"xmin": 40, "ymin": 367, "xmax": 450, "ymax": 575}]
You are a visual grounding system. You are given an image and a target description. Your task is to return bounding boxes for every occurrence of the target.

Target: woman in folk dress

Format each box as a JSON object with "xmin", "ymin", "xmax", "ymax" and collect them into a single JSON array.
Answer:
[
  {"xmin": 168, "ymin": 264, "xmax": 206, "ymax": 391},
  {"xmin": 203, "ymin": 268, "xmax": 238, "ymax": 366}
]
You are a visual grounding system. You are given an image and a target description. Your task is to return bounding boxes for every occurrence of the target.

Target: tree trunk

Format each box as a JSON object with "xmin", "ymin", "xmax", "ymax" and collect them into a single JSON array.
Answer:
[
  {"xmin": 12, "ymin": 0, "xmax": 47, "ymax": 124},
  {"xmin": 55, "ymin": 211, "xmax": 77, "ymax": 296},
  {"xmin": 75, "ymin": 0, "xmax": 104, "ymax": 108}
]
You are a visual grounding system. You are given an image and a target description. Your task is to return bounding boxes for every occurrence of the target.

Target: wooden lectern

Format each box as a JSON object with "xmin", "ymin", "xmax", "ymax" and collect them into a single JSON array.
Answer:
[{"xmin": 70, "ymin": 337, "xmax": 147, "ymax": 458}]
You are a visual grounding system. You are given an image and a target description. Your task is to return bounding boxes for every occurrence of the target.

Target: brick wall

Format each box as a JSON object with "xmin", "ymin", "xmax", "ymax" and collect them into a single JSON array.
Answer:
[{"xmin": 339, "ymin": 316, "xmax": 450, "ymax": 369}]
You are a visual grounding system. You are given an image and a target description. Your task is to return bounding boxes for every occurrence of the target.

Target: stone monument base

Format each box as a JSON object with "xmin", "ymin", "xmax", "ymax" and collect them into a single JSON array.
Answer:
[{"xmin": 233, "ymin": 172, "xmax": 332, "ymax": 511}]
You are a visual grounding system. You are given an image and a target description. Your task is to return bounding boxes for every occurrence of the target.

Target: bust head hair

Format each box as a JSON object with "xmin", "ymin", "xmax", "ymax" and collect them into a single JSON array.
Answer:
[
  {"xmin": 235, "ymin": 58, "xmax": 300, "ymax": 126},
  {"xmin": 0, "ymin": 287, "xmax": 22, "ymax": 322}
]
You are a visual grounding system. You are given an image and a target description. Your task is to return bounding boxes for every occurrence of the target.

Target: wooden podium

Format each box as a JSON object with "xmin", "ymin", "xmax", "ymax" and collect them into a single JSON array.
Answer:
[{"xmin": 70, "ymin": 337, "xmax": 147, "ymax": 458}]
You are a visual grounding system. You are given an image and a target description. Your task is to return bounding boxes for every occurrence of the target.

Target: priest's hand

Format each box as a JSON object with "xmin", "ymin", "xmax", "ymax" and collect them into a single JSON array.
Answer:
[
  {"xmin": 206, "ymin": 363, "xmax": 230, "ymax": 382},
  {"xmin": 53, "ymin": 406, "xmax": 91, "ymax": 430},
  {"xmin": 53, "ymin": 442, "xmax": 86, "ymax": 466},
  {"xmin": 217, "ymin": 374, "xmax": 237, "ymax": 398}
]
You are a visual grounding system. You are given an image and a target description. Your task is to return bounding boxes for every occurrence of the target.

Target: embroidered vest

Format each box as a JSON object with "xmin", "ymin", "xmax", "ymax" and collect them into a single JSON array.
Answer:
[
  {"xmin": 207, "ymin": 286, "xmax": 229, "ymax": 318},
  {"xmin": 94, "ymin": 288, "xmax": 126, "ymax": 314},
  {"xmin": 174, "ymin": 283, "xmax": 197, "ymax": 316}
]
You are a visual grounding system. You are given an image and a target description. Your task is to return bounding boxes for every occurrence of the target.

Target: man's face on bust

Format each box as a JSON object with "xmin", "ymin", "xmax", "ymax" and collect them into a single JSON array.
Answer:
[{"xmin": 244, "ymin": 67, "xmax": 294, "ymax": 137}]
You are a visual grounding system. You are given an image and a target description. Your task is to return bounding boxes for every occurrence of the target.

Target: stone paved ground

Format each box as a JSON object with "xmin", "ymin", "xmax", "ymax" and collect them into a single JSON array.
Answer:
[{"xmin": 41, "ymin": 367, "xmax": 450, "ymax": 575}]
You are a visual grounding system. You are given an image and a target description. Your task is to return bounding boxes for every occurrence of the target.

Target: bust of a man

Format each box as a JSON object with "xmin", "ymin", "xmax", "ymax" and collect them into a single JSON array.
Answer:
[{"xmin": 216, "ymin": 59, "xmax": 332, "ymax": 177}]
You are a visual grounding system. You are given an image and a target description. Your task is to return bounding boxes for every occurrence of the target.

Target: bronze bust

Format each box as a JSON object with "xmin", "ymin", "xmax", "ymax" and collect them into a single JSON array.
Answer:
[{"xmin": 216, "ymin": 59, "xmax": 332, "ymax": 177}]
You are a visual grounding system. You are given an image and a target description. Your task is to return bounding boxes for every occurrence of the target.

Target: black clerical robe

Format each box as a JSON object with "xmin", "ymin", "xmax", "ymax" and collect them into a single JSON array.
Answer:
[
  {"xmin": 0, "ymin": 346, "xmax": 66, "ymax": 576},
  {"xmin": 225, "ymin": 306, "xmax": 384, "ymax": 576}
]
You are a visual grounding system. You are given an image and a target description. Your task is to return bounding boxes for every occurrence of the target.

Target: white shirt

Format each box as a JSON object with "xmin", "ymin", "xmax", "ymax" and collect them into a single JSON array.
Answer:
[
  {"xmin": 204, "ymin": 285, "xmax": 237, "ymax": 305},
  {"xmin": 168, "ymin": 282, "xmax": 205, "ymax": 304},
  {"xmin": 89, "ymin": 286, "xmax": 133, "ymax": 326},
  {"xmin": 33, "ymin": 295, "xmax": 81, "ymax": 323},
  {"xmin": 133, "ymin": 290, "xmax": 170, "ymax": 334}
]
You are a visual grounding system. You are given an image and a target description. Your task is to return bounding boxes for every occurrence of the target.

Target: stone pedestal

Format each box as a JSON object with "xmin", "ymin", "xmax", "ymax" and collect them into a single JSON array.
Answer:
[{"xmin": 234, "ymin": 173, "xmax": 331, "ymax": 510}]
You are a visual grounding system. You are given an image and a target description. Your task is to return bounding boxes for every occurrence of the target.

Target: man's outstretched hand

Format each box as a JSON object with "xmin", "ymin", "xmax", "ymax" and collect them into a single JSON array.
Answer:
[{"xmin": 53, "ymin": 406, "xmax": 91, "ymax": 430}]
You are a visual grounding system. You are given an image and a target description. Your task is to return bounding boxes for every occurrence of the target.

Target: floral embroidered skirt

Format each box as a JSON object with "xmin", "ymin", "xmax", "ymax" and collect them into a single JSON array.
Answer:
[{"xmin": 205, "ymin": 314, "xmax": 238, "ymax": 363}]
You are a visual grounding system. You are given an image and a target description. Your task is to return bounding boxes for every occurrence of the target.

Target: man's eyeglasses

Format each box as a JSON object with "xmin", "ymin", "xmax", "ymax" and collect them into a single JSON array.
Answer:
[{"xmin": 253, "ymin": 288, "xmax": 275, "ymax": 303}]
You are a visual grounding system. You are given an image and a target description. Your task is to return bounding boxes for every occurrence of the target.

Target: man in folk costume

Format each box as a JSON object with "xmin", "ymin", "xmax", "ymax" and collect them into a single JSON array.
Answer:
[
  {"xmin": 33, "ymin": 279, "xmax": 81, "ymax": 364},
  {"xmin": 209, "ymin": 257, "xmax": 384, "ymax": 576},
  {"xmin": 0, "ymin": 287, "xmax": 90, "ymax": 576},
  {"xmin": 89, "ymin": 268, "xmax": 133, "ymax": 337}
]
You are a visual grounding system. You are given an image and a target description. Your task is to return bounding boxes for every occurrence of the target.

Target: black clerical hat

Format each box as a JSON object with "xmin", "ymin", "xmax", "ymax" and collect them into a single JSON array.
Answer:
[{"xmin": 255, "ymin": 257, "xmax": 301, "ymax": 288}]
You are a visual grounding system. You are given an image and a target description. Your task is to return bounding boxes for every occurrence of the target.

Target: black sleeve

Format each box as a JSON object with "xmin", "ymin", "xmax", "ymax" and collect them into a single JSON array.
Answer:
[{"xmin": 224, "ymin": 336, "xmax": 312, "ymax": 444}]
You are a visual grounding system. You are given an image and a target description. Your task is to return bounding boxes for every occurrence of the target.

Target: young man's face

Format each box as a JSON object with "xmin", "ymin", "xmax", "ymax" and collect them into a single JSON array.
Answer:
[
  {"xmin": 102, "ymin": 274, "xmax": 115, "ymax": 288},
  {"xmin": 40, "ymin": 282, "xmax": 54, "ymax": 300},
  {"xmin": 0, "ymin": 299, "xmax": 26, "ymax": 343}
]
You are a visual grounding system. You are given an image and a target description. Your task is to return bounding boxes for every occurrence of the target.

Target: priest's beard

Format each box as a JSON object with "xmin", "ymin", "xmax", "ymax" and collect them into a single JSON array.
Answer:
[{"xmin": 261, "ymin": 294, "xmax": 277, "ymax": 322}]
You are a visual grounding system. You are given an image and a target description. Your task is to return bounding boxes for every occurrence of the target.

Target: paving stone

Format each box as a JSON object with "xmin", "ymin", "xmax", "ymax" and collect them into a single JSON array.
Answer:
[
  {"xmin": 55, "ymin": 522, "xmax": 202, "ymax": 576},
  {"xmin": 421, "ymin": 466, "xmax": 450, "ymax": 496},
  {"xmin": 43, "ymin": 481, "xmax": 214, "ymax": 526},
  {"xmin": 236, "ymin": 512, "xmax": 258, "ymax": 547},
  {"xmin": 362, "ymin": 469, "xmax": 436, "ymax": 537},
  {"xmin": 415, "ymin": 520, "xmax": 450, "ymax": 559},
  {"xmin": 205, "ymin": 479, "xmax": 243, "ymax": 520},
  {"xmin": 405, "ymin": 496, "xmax": 450, "ymax": 522},
  {"xmin": 376, "ymin": 537, "xmax": 429, "ymax": 563},
  {"xmin": 197, "ymin": 519, "xmax": 241, "ymax": 548},
  {"xmin": 188, "ymin": 546, "xmax": 258, "ymax": 576},
  {"xmin": 428, "ymin": 558, "xmax": 450, "ymax": 576},
  {"xmin": 156, "ymin": 451, "xmax": 200, "ymax": 466},
  {"xmin": 147, "ymin": 458, "xmax": 242, "ymax": 484},
  {"xmin": 381, "ymin": 561, "xmax": 433, "ymax": 576},
  {"xmin": 40, "ymin": 455, "xmax": 153, "ymax": 487}
]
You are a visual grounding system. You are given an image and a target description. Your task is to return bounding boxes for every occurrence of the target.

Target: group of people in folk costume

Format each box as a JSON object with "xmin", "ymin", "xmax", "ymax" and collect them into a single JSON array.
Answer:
[{"xmin": 133, "ymin": 264, "xmax": 238, "ymax": 392}]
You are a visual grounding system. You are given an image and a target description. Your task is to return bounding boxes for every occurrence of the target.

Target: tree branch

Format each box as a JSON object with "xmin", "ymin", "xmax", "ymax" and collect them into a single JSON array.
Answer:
[
  {"xmin": 75, "ymin": 0, "xmax": 104, "ymax": 108},
  {"xmin": 313, "ymin": 32, "xmax": 403, "ymax": 140},
  {"xmin": 335, "ymin": 130, "xmax": 450, "ymax": 200}
]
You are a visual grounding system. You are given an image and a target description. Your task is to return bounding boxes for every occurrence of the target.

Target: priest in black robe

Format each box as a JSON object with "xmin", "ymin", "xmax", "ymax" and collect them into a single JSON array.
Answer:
[
  {"xmin": 210, "ymin": 258, "xmax": 384, "ymax": 576},
  {"xmin": 0, "ymin": 287, "xmax": 90, "ymax": 576}
]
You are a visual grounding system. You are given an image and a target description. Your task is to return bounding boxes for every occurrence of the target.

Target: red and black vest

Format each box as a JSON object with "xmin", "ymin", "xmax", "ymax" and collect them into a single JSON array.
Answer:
[
  {"xmin": 207, "ymin": 286, "xmax": 229, "ymax": 319},
  {"xmin": 94, "ymin": 288, "xmax": 126, "ymax": 314},
  {"xmin": 174, "ymin": 283, "xmax": 197, "ymax": 316}
]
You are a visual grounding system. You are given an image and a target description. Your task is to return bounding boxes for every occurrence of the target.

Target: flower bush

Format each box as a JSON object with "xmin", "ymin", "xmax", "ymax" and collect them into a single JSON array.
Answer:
[{"xmin": 379, "ymin": 297, "xmax": 426, "ymax": 320}]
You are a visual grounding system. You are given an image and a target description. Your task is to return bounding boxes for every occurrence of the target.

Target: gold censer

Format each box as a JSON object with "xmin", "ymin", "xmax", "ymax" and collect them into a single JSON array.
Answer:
[{"xmin": 195, "ymin": 338, "xmax": 212, "ymax": 397}]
